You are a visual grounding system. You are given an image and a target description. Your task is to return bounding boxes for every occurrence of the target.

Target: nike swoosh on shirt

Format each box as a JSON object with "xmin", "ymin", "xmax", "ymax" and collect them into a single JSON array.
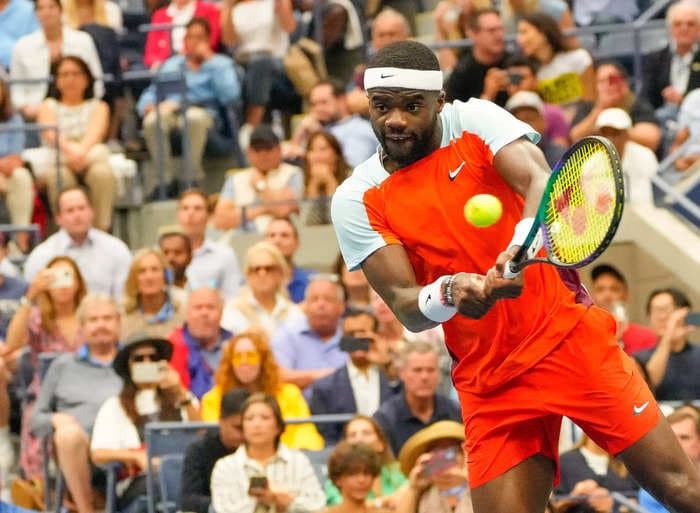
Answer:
[
  {"xmin": 449, "ymin": 162, "xmax": 466, "ymax": 181},
  {"xmin": 633, "ymin": 401, "xmax": 650, "ymax": 415}
]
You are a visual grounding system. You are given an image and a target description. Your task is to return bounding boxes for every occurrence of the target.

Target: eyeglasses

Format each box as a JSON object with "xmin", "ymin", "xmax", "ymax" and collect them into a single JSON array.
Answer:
[
  {"xmin": 232, "ymin": 351, "xmax": 261, "ymax": 366},
  {"xmin": 130, "ymin": 353, "xmax": 158, "ymax": 363},
  {"xmin": 248, "ymin": 265, "xmax": 279, "ymax": 274}
]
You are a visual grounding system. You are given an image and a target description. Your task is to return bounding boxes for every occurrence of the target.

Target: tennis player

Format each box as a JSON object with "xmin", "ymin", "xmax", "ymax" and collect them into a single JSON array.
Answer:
[{"xmin": 331, "ymin": 40, "xmax": 700, "ymax": 513}]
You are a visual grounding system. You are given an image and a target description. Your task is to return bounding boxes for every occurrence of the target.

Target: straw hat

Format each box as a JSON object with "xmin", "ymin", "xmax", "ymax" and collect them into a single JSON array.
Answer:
[
  {"xmin": 113, "ymin": 331, "xmax": 174, "ymax": 380},
  {"xmin": 398, "ymin": 420, "xmax": 465, "ymax": 476}
]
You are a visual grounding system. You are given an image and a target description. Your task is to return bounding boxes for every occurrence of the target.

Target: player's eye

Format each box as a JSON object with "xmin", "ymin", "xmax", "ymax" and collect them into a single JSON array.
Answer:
[
  {"xmin": 407, "ymin": 103, "xmax": 421, "ymax": 112},
  {"xmin": 373, "ymin": 103, "xmax": 388, "ymax": 113}
]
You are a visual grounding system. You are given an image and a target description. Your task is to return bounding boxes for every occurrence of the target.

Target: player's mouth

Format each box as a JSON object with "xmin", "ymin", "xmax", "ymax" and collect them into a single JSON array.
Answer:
[{"xmin": 385, "ymin": 134, "xmax": 413, "ymax": 145}]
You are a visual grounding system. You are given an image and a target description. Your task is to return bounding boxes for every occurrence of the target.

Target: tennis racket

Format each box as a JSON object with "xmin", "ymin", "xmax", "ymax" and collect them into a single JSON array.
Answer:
[{"xmin": 503, "ymin": 136, "xmax": 625, "ymax": 279}]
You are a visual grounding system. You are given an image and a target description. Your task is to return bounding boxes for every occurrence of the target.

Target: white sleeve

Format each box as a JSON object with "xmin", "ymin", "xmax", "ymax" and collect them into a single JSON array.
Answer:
[
  {"xmin": 211, "ymin": 458, "xmax": 257, "ymax": 513},
  {"xmin": 446, "ymin": 99, "xmax": 540, "ymax": 157},
  {"xmin": 90, "ymin": 398, "xmax": 122, "ymax": 450},
  {"xmin": 220, "ymin": 246, "xmax": 243, "ymax": 300},
  {"xmin": 331, "ymin": 181, "xmax": 392, "ymax": 272}
]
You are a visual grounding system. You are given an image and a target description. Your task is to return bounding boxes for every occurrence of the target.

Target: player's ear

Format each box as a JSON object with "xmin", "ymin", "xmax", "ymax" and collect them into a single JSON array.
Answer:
[{"xmin": 436, "ymin": 90, "xmax": 446, "ymax": 112}]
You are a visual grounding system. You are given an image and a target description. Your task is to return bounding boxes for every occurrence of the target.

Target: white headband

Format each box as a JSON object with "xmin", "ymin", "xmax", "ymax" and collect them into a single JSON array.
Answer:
[{"xmin": 364, "ymin": 67, "xmax": 443, "ymax": 91}]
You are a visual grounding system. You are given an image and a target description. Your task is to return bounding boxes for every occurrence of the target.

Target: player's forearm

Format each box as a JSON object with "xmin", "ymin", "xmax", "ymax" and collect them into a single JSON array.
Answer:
[{"xmin": 391, "ymin": 286, "xmax": 440, "ymax": 333}]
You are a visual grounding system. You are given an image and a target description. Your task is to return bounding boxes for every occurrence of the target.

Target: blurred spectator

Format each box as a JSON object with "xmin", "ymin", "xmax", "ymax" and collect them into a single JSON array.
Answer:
[
  {"xmin": 501, "ymin": 0, "xmax": 577, "ymax": 48},
  {"xmin": 571, "ymin": 61, "xmax": 661, "ymax": 152},
  {"xmin": 214, "ymin": 125, "xmax": 302, "ymax": 234},
  {"xmin": 433, "ymin": 0, "xmax": 491, "ymax": 71},
  {"xmin": 0, "ymin": 233, "xmax": 28, "ymax": 340},
  {"xmin": 516, "ymin": 13, "xmax": 593, "ymax": 116},
  {"xmin": 396, "ymin": 420, "xmax": 471, "ymax": 513},
  {"xmin": 325, "ymin": 415, "xmax": 407, "ymax": 508},
  {"xmin": 139, "ymin": 18, "xmax": 242, "ymax": 197},
  {"xmin": 37, "ymin": 55, "xmax": 115, "ymax": 229},
  {"xmin": 220, "ymin": 0, "xmax": 296, "ymax": 147},
  {"xmin": 639, "ymin": 409, "xmax": 700, "ymax": 513},
  {"xmin": 642, "ymin": 1, "xmax": 700, "ymax": 111},
  {"xmin": 594, "ymin": 108, "xmax": 658, "ymax": 206},
  {"xmin": 201, "ymin": 331, "xmax": 323, "ymax": 449},
  {"xmin": 180, "ymin": 388, "xmax": 250, "ymax": 513},
  {"xmin": 323, "ymin": 442, "xmax": 384, "ymax": 513},
  {"xmin": 373, "ymin": 342, "xmax": 462, "ymax": 456},
  {"xmin": 668, "ymin": 88, "xmax": 700, "ymax": 174},
  {"xmin": 62, "ymin": 0, "xmax": 122, "ymax": 31},
  {"xmin": 335, "ymin": 254, "xmax": 371, "ymax": 312},
  {"xmin": 0, "ymin": 0, "xmax": 38, "ymax": 69},
  {"xmin": 177, "ymin": 189, "xmax": 243, "ymax": 299},
  {"xmin": 144, "ymin": 0, "xmax": 219, "ymax": 69},
  {"xmin": 30, "ymin": 293, "xmax": 122, "ymax": 513},
  {"xmin": 0, "ymin": 77, "xmax": 34, "ymax": 238},
  {"xmin": 503, "ymin": 54, "xmax": 570, "ymax": 146},
  {"xmin": 158, "ymin": 227, "xmax": 192, "ymax": 289},
  {"xmin": 589, "ymin": 264, "xmax": 657, "ymax": 354},
  {"xmin": 555, "ymin": 434, "xmax": 637, "ymax": 513},
  {"xmin": 23, "ymin": 187, "xmax": 132, "ymax": 299},
  {"xmin": 168, "ymin": 286, "xmax": 229, "ymax": 399},
  {"xmin": 91, "ymin": 332, "xmax": 199, "ymax": 513},
  {"xmin": 505, "ymin": 91, "xmax": 566, "ymax": 167},
  {"xmin": 635, "ymin": 288, "xmax": 700, "ymax": 400},
  {"xmin": 5, "ymin": 255, "xmax": 86, "ymax": 478},
  {"xmin": 445, "ymin": 8, "xmax": 510, "ymax": 106},
  {"xmin": 221, "ymin": 241, "xmax": 301, "ymax": 338},
  {"xmin": 300, "ymin": 131, "xmax": 351, "ymax": 226},
  {"xmin": 122, "ymin": 248, "xmax": 185, "ymax": 339},
  {"xmin": 264, "ymin": 216, "xmax": 314, "ymax": 303},
  {"xmin": 286, "ymin": 80, "xmax": 377, "ymax": 167},
  {"xmin": 310, "ymin": 308, "xmax": 398, "ymax": 445},
  {"xmin": 573, "ymin": 0, "xmax": 638, "ymax": 27},
  {"xmin": 271, "ymin": 274, "xmax": 348, "ymax": 393},
  {"xmin": 211, "ymin": 393, "xmax": 326, "ymax": 513},
  {"xmin": 346, "ymin": 8, "xmax": 410, "ymax": 116},
  {"xmin": 10, "ymin": 0, "xmax": 103, "ymax": 121}
]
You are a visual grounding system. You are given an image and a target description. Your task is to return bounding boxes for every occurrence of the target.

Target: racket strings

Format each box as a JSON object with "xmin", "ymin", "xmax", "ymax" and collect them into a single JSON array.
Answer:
[{"xmin": 544, "ymin": 142, "xmax": 619, "ymax": 265}]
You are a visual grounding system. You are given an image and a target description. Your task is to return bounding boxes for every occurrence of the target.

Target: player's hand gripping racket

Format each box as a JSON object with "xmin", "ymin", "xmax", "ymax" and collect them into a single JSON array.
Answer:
[{"xmin": 503, "ymin": 136, "xmax": 625, "ymax": 279}]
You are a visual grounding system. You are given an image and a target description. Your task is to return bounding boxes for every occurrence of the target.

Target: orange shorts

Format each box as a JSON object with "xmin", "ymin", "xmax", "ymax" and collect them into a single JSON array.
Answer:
[{"xmin": 457, "ymin": 306, "xmax": 659, "ymax": 489}]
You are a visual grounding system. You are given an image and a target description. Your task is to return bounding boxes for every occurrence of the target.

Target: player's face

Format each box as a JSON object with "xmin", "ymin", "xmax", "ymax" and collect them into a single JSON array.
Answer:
[{"xmin": 368, "ymin": 89, "xmax": 445, "ymax": 168}]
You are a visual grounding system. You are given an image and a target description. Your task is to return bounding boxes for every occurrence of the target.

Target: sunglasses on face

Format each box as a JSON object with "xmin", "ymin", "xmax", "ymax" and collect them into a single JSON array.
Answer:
[
  {"xmin": 232, "ymin": 351, "xmax": 261, "ymax": 366},
  {"xmin": 130, "ymin": 353, "xmax": 158, "ymax": 363},
  {"xmin": 248, "ymin": 265, "xmax": 279, "ymax": 274}
]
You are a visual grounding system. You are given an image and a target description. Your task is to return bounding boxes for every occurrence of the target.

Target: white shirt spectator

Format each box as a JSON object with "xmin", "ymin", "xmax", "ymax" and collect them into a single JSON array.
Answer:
[
  {"xmin": 10, "ymin": 26, "xmax": 104, "ymax": 109},
  {"xmin": 621, "ymin": 140, "xmax": 658, "ymax": 206},
  {"xmin": 23, "ymin": 228, "xmax": 131, "ymax": 299},
  {"xmin": 670, "ymin": 42, "xmax": 698, "ymax": 95},
  {"xmin": 211, "ymin": 443, "xmax": 326, "ymax": 513},
  {"xmin": 231, "ymin": 0, "xmax": 289, "ymax": 60},
  {"xmin": 166, "ymin": 0, "xmax": 195, "ymax": 54},
  {"xmin": 346, "ymin": 360, "xmax": 381, "ymax": 416},
  {"xmin": 221, "ymin": 289, "xmax": 302, "ymax": 338},
  {"xmin": 185, "ymin": 239, "xmax": 243, "ymax": 300}
]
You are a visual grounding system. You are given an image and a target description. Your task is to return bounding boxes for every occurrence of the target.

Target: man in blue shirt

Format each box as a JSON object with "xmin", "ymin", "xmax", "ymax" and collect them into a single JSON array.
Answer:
[
  {"xmin": 0, "ymin": 0, "xmax": 38, "ymax": 69},
  {"xmin": 138, "ymin": 16, "xmax": 241, "ymax": 194}
]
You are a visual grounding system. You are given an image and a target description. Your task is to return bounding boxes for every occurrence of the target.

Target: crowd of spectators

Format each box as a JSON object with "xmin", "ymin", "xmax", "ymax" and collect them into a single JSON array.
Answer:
[{"xmin": 0, "ymin": 0, "xmax": 698, "ymax": 512}]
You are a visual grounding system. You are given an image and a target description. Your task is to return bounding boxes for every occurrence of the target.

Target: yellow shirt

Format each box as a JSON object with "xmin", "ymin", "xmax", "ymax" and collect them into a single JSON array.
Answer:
[{"xmin": 201, "ymin": 383, "xmax": 324, "ymax": 450}]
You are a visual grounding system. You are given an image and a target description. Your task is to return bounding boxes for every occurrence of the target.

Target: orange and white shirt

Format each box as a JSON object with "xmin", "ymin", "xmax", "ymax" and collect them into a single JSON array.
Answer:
[{"xmin": 332, "ymin": 99, "xmax": 589, "ymax": 394}]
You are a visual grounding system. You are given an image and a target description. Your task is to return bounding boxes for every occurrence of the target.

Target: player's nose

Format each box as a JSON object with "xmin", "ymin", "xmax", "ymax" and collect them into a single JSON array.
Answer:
[{"xmin": 384, "ymin": 108, "xmax": 408, "ymax": 129}]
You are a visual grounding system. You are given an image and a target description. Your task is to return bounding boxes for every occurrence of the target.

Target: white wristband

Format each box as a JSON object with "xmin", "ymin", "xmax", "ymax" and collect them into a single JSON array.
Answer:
[
  {"xmin": 508, "ymin": 218, "xmax": 536, "ymax": 249},
  {"xmin": 418, "ymin": 276, "xmax": 457, "ymax": 323}
]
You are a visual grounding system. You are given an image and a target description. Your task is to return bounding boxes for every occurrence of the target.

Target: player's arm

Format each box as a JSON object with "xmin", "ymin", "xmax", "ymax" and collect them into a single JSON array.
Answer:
[{"xmin": 361, "ymin": 244, "xmax": 494, "ymax": 332}]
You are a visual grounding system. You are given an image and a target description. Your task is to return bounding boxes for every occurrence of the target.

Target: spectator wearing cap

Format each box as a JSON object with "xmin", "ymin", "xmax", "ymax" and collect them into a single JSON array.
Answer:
[
  {"xmin": 158, "ymin": 226, "xmax": 192, "ymax": 290},
  {"xmin": 506, "ymin": 91, "xmax": 566, "ymax": 168},
  {"xmin": 396, "ymin": 420, "xmax": 471, "ymax": 513},
  {"xmin": 589, "ymin": 263, "xmax": 658, "ymax": 355},
  {"xmin": 264, "ymin": 217, "xmax": 315, "ymax": 304},
  {"xmin": 91, "ymin": 332, "xmax": 199, "ymax": 513},
  {"xmin": 180, "ymin": 388, "xmax": 249, "ymax": 513},
  {"xmin": 31, "ymin": 294, "xmax": 123, "ymax": 513},
  {"xmin": 214, "ymin": 125, "xmax": 303, "ymax": 234},
  {"xmin": 595, "ymin": 108, "xmax": 658, "ymax": 206},
  {"xmin": 138, "ymin": 17, "xmax": 241, "ymax": 197},
  {"xmin": 571, "ymin": 60, "xmax": 661, "ymax": 152}
]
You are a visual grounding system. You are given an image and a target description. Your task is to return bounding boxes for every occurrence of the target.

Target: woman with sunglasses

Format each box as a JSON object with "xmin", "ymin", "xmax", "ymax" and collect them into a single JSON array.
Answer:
[
  {"xmin": 91, "ymin": 332, "xmax": 199, "ymax": 513},
  {"xmin": 201, "ymin": 331, "xmax": 323, "ymax": 449},
  {"xmin": 221, "ymin": 242, "xmax": 301, "ymax": 339}
]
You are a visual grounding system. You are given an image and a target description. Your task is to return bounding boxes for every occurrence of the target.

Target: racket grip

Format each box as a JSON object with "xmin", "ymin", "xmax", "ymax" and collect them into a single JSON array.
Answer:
[{"xmin": 503, "ymin": 260, "xmax": 520, "ymax": 279}]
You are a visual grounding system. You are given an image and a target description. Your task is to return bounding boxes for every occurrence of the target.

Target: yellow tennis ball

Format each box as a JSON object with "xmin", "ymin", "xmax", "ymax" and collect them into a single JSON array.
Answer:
[{"xmin": 464, "ymin": 194, "xmax": 503, "ymax": 228}]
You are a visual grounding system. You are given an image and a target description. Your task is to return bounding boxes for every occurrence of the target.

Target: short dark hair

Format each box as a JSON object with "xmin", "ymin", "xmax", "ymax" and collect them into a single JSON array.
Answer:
[
  {"xmin": 220, "ymin": 388, "xmax": 250, "ymax": 418},
  {"xmin": 158, "ymin": 231, "xmax": 192, "ymax": 255},
  {"xmin": 57, "ymin": 186, "xmax": 92, "ymax": 212},
  {"xmin": 519, "ymin": 13, "xmax": 566, "ymax": 55},
  {"xmin": 312, "ymin": 79, "xmax": 346, "ymax": 98},
  {"xmin": 646, "ymin": 287, "xmax": 692, "ymax": 314},
  {"xmin": 504, "ymin": 54, "xmax": 539, "ymax": 74},
  {"xmin": 35, "ymin": 0, "xmax": 61, "ymax": 11},
  {"xmin": 249, "ymin": 124, "xmax": 280, "ymax": 150},
  {"xmin": 52, "ymin": 55, "xmax": 95, "ymax": 101},
  {"xmin": 467, "ymin": 7, "xmax": 500, "ymax": 32},
  {"xmin": 367, "ymin": 40, "xmax": 440, "ymax": 72},
  {"xmin": 328, "ymin": 441, "xmax": 382, "ymax": 486},
  {"xmin": 186, "ymin": 16, "xmax": 211, "ymax": 36},
  {"xmin": 343, "ymin": 308, "xmax": 379, "ymax": 332},
  {"xmin": 591, "ymin": 264, "xmax": 627, "ymax": 287},
  {"xmin": 594, "ymin": 59, "xmax": 629, "ymax": 80}
]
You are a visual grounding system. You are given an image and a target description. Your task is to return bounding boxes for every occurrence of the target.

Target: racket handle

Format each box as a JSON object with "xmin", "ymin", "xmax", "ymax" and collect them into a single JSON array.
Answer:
[{"xmin": 503, "ymin": 260, "xmax": 521, "ymax": 280}]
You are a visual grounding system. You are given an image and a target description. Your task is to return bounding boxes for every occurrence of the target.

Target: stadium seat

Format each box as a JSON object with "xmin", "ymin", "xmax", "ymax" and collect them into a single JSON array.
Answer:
[
  {"xmin": 301, "ymin": 446, "xmax": 335, "ymax": 485},
  {"xmin": 155, "ymin": 453, "xmax": 184, "ymax": 513}
]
